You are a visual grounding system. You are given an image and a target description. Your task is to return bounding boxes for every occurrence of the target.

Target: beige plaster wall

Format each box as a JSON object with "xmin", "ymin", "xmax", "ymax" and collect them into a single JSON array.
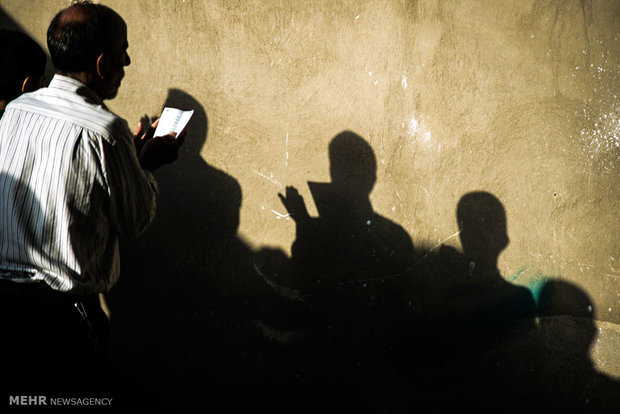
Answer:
[
  {"xmin": 2, "ymin": 0, "xmax": 619, "ymax": 316},
  {"xmin": 2, "ymin": 0, "xmax": 619, "ymax": 406},
  {"xmin": 1, "ymin": 0, "xmax": 618, "ymax": 315}
]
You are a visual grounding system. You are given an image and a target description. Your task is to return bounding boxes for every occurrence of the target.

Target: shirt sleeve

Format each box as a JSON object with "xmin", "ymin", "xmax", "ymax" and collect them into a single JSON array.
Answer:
[{"xmin": 94, "ymin": 121, "xmax": 158, "ymax": 239}]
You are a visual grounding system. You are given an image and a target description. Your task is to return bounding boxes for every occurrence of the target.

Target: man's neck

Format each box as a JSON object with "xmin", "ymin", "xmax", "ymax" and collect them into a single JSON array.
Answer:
[
  {"xmin": 56, "ymin": 71, "xmax": 106, "ymax": 102},
  {"xmin": 57, "ymin": 71, "xmax": 91, "ymax": 86}
]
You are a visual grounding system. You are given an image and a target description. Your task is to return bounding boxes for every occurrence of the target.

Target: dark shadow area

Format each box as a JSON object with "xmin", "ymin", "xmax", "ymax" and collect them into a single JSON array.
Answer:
[
  {"xmin": 262, "ymin": 131, "xmax": 416, "ymax": 406},
  {"xmin": 252, "ymin": 139, "xmax": 620, "ymax": 411},
  {"xmin": 0, "ymin": 6, "xmax": 22, "ymax": 32},
  {"xmin": 482, "ymin": 279, "xmax": 620, "ymax": 412},
  {"xmin": 108, "ymin": 125, "xmax": 620, "ymax": 411},
  {"xmin": 0, "ymin": 6, "xmax": 55, "ymax": 85},
  {"xmin": 397, "ymin": 191, "xmax": 539, "ymax": 410},
  {"xmin": 0, "ymin": 174, "xmax": 110, "ymax": 397},
  {"xmin": 108, "ymin": 90, "xmax": 273, "ymax": 408},
  {"xmin": 254, "ymin": 137, "xmax": 543, "ymax": 410}
]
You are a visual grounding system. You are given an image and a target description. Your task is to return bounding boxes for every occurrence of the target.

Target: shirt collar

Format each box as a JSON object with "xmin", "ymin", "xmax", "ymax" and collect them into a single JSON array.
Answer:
[{"xmin": 48, "ymin": 74, "xmax": 104, "ymax": 105}]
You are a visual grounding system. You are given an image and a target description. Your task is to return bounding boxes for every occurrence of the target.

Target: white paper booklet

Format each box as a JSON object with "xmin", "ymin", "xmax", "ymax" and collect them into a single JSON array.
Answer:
[{"xmin": 154, "ymin": 107, "xmax": 193, "ymax": 138}]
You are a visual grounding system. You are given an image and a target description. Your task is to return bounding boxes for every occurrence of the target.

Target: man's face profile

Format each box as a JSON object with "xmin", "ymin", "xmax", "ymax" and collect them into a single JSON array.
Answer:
[{"xmin": 99, "ymin": 20, "xmax": 130, "ymax": 100}]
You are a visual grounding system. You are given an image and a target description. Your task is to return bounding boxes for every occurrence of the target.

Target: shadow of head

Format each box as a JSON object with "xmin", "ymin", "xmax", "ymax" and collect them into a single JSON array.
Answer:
[
  {"xmin": 328, "ymin": 131, "xmax": 376, "ymax": 195},
  {"xmin": 0, "ymin": 29, "xmax": 47, "ymax": 103},
  {"xmin": 538, "ymin": 279, "xmax": 596, "ymax": 352},
  {"xmin": 457, "ymin": 191, "xmax": 509, "ymax": 265},
  {"xmin": 160, "ymin": 88, "xmax": 208, "ymax": 156}
]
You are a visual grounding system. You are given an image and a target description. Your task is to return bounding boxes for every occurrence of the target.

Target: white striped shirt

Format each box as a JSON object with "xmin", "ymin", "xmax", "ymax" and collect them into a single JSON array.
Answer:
[{"xmin": 0, "ymin": 75, "xmax": 158, "ymax": 294}]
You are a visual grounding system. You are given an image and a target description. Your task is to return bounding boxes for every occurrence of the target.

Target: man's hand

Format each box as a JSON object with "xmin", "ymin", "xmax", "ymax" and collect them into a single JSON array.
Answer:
[
  {"xmin": 132, "ymin": 115, "xmax": 156, "ymax": 155},
  {"xmin": 135, "ymin": 118, "xmax": 186, "ymax": 171},
  {"xmin": 278, "ymin": 186, "xmax": 310, "ymax": 223},
  {"xmin": 133, "ymin": 117, "xmax": 158, "ymax": 155}
]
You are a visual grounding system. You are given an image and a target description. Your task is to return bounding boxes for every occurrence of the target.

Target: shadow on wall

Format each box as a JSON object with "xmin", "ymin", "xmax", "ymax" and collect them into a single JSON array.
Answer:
[
  {"xmin": 109, "ymin": 89, "xmax": 282, "ymax": 405},
  {"xmin": 0, "ymin": 6, "xmax": 21, "ymax": 32},
  {"xmin": 259, "ymin": 131, "xmax": 417, "ymax": 400},
  {"xmin": 2, "ymin": 4, "xmax": 618, "ymax": 410},
  {"xmin": 106, "ymin": 117, "xmax": 619, "ymax": 410},
  {"xmin": 254, "ymin": 134, "xmax": 541, "ymax": 410},
  {"xmin": 483, "ymin": 279, "xmax": 620, "ymax": 412},
  {"xmin": 0, "ymin": 7, "xmax": 54, "ymax": 85},
  {"xmin": 534, "ymin": 281, "xmax": 620, "ymax": 409}
]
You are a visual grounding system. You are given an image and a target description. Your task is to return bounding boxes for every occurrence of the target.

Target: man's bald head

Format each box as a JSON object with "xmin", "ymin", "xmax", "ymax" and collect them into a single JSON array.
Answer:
[{"xmin": 47, "ymin": 1, "xmax": 125, "ymax": 75}]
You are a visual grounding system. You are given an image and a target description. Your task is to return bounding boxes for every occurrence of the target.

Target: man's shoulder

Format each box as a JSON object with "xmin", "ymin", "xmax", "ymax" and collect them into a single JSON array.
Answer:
[
  {"xmin": 371, "ymin": 213, "xmax": 412, "ymax": 241},
  {"xmin": 8, "ymin": 88, "xmax": 130, "ymax": 142}
]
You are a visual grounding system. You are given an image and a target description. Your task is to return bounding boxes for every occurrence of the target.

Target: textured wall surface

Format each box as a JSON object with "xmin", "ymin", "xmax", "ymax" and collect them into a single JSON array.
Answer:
[{"xmin": 1, "ymin": 0, "xmax": 618, "ymax": 409}]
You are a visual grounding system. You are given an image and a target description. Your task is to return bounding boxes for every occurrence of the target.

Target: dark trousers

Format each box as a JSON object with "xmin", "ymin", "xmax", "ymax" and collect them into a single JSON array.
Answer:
[{"xmin": 0, "ymin": 280, "xmax": 111, "ymax": 396}]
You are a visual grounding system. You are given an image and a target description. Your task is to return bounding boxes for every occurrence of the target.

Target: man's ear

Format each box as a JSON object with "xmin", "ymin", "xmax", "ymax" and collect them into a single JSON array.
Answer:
[
  {"xmin": 21, "ymin": 75, "xmax": 44, "ymax": 93},
  {"xmin": 96, "ymin": 52, "xmax": 106, "ymax": 79},
  {"xmin": 21, "ymin": 76, "xmax": 33, "ymax": 93}
]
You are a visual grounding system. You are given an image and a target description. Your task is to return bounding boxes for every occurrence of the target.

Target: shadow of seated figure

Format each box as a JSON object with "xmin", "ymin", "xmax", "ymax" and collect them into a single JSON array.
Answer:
[
  {"xmin": 481, "ymin": 279, "xmax": 620, "ymax": 412},
  {"xmin": 278, "ymin": 130, "xmax": 415, "ymax": 396},
  {"xmin": 526, "ymin": 280, "xmax": 619, "ymax": 411},
  {"xmin": 416, "ymin": 191, "xmax": 537, "ymax": 402}
]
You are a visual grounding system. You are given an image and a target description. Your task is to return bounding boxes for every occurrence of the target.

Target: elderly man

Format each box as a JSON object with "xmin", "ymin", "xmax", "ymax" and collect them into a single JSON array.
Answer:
[{"xmin": 0, "ymin": 1, "xmax": 184, "ymax": 394}]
